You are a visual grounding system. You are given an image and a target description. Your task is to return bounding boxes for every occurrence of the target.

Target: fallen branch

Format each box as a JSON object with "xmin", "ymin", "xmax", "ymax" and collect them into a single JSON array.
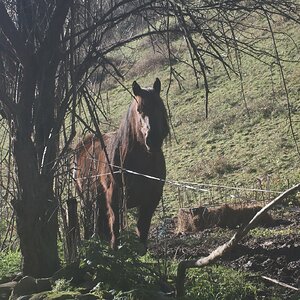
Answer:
[
  {"xmin": 262, "ymin": 276, "xmax": 299, "ymax": 291},
  {"xmin": 176, "ymin": 183, "xmax": 300, "ymax": 297}
]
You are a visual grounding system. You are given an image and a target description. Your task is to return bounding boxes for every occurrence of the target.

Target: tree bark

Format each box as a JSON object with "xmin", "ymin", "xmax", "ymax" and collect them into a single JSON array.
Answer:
[{"xmin": 13, "ymin": 132, "xmax": 60, "ymax": 277}]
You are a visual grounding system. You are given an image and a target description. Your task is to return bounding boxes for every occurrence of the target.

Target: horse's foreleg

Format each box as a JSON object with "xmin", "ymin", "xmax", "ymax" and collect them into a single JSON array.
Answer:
[
  {"xmin": 137, "ymin": 204, "xmax": 156, "ymax": 250},
  {"xmin": 97, "ymin": 195, "xmax": 110, "ymax": 241}
]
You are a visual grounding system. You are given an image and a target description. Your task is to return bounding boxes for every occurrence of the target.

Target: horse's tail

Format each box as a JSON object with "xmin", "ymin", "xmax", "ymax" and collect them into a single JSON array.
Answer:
[{"xmin": 73, "ymin": 134, "xmax": 95, "ymax": 163}]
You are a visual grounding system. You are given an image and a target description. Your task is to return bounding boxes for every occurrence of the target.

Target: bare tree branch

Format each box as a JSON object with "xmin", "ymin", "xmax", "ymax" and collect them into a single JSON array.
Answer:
[
  {"xmin": 0, "ymin": 1, "xmax": 29, "ymax": 65},
  {"xmin": 38, "ymin": 0, "xmax": 73, "ymax": 60}
]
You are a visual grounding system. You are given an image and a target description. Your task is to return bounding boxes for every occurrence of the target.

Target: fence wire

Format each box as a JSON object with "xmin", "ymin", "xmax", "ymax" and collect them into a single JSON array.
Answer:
[{"xmin": 0, "ymin": 144, "xmax": 295, "ymax": 255}]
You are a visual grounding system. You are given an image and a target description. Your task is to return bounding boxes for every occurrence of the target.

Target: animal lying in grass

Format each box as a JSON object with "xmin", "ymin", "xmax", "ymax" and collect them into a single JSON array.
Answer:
[{"xmin": 177, "ymin": 204, "xmax": 274, "ymax": 232}]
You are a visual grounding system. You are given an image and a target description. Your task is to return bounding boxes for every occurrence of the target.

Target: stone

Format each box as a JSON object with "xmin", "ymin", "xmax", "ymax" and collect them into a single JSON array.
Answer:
[
  {"xmin": 27, "ymin": 292, "xmax": 48, "ymax": 300},
  {"xmin": 75, "ymin": 294, "xmax": 99, "ymax": 299},
  {"xmin": 13, "ymin": 276, "xmax": 37, "ymax": 297},
  {"xmin": 10, "ymin": 276, "xmax": 52, "ymax": 300},
  {"xmin": 16, "ymin": 296, "xmax": 31, "ymax": 300},
  {"xmin": 35, "ymin": 279, "xmax": 51, "ymax": 293},
  {"xmin": 0, "ymin": 281, "xmax": 17, "ymax": 300}
]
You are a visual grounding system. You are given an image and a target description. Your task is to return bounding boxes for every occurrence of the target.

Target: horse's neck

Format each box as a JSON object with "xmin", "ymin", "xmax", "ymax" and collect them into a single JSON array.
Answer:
[{"xmin": 114, "ymin": 112, "xmax": 146, "ymax": 162}]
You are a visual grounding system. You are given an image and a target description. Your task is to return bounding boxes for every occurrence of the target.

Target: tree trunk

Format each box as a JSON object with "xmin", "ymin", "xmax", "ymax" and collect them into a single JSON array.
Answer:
[{"xmin": 12, "ymin": 135, "xmax": 60, "ymax": 277}]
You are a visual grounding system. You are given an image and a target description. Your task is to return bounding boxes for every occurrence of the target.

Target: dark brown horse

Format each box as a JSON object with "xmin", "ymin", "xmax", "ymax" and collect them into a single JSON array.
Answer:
[{"xmin": 74, "ymin": 78, "xmax": 169, "ymax": 249}]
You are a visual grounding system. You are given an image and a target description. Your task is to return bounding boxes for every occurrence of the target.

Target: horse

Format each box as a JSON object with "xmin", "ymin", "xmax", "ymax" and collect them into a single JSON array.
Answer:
[{"xmin": 74, "ymin": 78, "xmax": 169, "ymax": 250}]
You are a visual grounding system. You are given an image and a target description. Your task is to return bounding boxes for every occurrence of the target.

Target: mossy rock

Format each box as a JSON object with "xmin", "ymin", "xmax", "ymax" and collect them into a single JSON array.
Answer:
[
  {"xmin": 47, "ymin": 292, "xmax": 101, "ymax": 299},
  {"xmin": 52, "ymin": 263, "xmax": 85, "ymax": 285},
  {"xmin": 10, "ymin": 276, "xmax": 52, "ymax": 300},
  {"xmin": 75, "ymin": 294, "xmax": 99, "ymax": 299},
  {"xmin": 41, "ymin": 292, "xmax": 79, "ymax": 299}
]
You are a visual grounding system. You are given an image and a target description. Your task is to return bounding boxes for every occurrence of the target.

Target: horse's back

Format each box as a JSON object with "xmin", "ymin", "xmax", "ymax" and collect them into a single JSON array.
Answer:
[{"xmin": 74, "ymin": 132, "xmax": 116, "ymax": 193}]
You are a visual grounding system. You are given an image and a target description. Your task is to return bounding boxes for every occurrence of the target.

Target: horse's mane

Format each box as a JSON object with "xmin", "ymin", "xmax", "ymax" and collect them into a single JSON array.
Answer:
[
  {"xmin": 73, "ymin": 110, "xmax": 132, "ymax": 174},
  {"xmin": 109, "ymin": 102, "xmax": 135, "ymax": 165}
]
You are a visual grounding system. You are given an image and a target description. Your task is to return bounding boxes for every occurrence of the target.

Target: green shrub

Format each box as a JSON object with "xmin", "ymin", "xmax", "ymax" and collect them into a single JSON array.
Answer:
[
  {"xmin": 78, "ymin": 234, "xmax": 171, "ymax": 299},
  {"xmin": 0, "ymin": 250, "xmax": 21, "ymax": 280}
]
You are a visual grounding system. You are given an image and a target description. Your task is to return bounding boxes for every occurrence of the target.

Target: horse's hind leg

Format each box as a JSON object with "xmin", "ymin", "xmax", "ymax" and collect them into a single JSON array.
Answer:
[{"xmin": 105, "ymin": 184, "xmax": 120, "ymax": 249}]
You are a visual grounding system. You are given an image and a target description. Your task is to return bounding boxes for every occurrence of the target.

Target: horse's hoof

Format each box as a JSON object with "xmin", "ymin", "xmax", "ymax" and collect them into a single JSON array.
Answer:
[{"xmin": 138, "ymin": 244, "xmax": 147, "ymax": 256}]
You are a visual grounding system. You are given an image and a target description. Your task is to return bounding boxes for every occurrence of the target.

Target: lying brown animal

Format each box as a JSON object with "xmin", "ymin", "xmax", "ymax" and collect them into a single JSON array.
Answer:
[{"xmin": 177, "ymin": 204, "xmax": 274, "ymax": 233}]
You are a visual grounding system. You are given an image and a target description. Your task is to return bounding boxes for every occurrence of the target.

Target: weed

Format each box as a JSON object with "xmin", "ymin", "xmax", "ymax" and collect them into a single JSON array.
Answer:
[
  {"xmin": 52, "ymin": 279, "xmax": 73, "ymax": 293},
  {"xmin": 183, "ymin": 265, "xmax": 259, "ymax": 300}
]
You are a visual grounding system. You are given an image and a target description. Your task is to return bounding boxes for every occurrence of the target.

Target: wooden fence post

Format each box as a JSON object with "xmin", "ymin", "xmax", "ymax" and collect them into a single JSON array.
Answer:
[{"xmin": 66, "ymin": 197, "xmax": 79, "ymax": 262}]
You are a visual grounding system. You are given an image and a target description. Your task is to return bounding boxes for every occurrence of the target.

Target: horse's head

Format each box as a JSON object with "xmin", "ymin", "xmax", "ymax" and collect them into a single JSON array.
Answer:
[{"xmin": 132, "ymin": 78, "xmax": 169, "ymax": 152}]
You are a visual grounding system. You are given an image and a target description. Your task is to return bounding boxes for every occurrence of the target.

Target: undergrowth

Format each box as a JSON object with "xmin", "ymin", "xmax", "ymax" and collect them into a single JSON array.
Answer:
[
  {"xmin": 77, "ymin": 235, "xmax": 171, "ymax": 299},
  {"xmin": 48, "ymin": 236, "xmax": 262, "ymax": 299},
  {"xmin": 0, "ymin": 237, "xmax": 265, "ymax": 299},
  {"xmin": 81, "ymin": 240, "xmax": 158, "ymax": 290},
  {"xmin": 0, "ymin": 250, "xmax": 21, "ymax": 281}
]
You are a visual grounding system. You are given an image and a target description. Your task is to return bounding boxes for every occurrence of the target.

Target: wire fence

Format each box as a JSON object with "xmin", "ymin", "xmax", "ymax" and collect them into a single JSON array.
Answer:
[{"xmin": 0, "ymin": 144, "xmax": 296, "ymax": 255}]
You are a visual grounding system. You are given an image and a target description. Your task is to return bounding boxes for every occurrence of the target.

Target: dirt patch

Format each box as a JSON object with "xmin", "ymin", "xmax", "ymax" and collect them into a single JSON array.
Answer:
[{"xmin": 149, "ymin": 207, "xmax": 300, "ymax": 299}]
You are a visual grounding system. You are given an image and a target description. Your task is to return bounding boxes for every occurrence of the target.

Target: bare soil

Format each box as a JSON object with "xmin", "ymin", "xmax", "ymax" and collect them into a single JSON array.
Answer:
[{"xmin": 149, "ymin": 207, "xmax": 300, "ymax": 299}]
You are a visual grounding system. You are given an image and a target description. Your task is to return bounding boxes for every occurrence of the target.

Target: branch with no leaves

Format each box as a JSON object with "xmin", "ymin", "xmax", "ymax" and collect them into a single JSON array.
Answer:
[
  {"xmin": 0, "ymin": 2, "xmax": 29, "ymax": 65},
  {"xmin": 262, "ymin": 276, "xmax": 299, "ymax": 291},
  {"xmin": 176, "ymin": 182, "xmax": 300, "ymax": 298}
]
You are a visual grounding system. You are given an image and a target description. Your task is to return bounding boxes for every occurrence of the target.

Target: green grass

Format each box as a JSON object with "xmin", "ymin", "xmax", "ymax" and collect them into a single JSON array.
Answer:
[
  {"xmin": 183, "ymin": 265, "xmax": 260, "ymax": 300},
  {"xmin": 97, "ymin": 15, "xmax": 300, "ymax": 217},
  {"xmin": 250, "ymin": 226, "xmax": 299, "ymax": 238}
]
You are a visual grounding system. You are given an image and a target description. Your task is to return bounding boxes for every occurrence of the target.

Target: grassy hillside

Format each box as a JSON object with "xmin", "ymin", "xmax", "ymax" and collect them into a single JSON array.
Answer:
[
  {"xmin": 93, "ymin": 16, "xmax": 300, "ymax": 216},
  {"xmin": 0, "ymin": 10, "xmax": 300, "ymax": 300}
]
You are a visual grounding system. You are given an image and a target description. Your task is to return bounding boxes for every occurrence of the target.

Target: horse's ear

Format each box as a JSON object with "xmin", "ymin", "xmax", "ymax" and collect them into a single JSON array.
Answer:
[
  {"xmin": 153, "ymin": 78, "xmax": 161, "ymax": 94},
  {"xmin": 132, "ymin": 81, "xmax": 142, "ymax": 96}
]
